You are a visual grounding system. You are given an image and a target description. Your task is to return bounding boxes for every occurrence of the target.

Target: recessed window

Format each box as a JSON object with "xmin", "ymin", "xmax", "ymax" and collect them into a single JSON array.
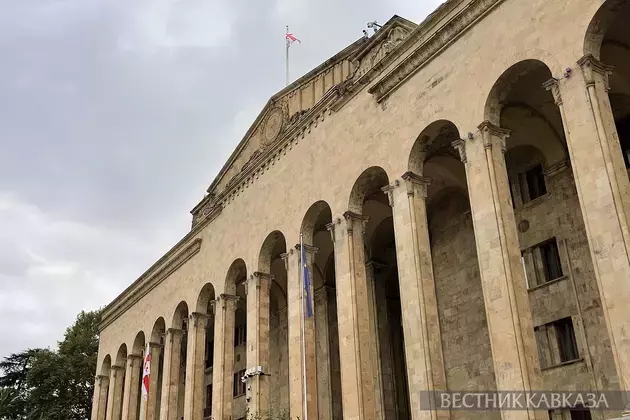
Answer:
[
  {"xmin": 234, "ymin": 325, "xmax": 246, "ymax": 347},
  {"xmin": 205, "ymin": 384, "xmax": 212, "ymax": 411},
  {"xmin": 535, "ymin": 317, "xmax": 580, "ymax": 369},
  {"xmin": 548, "ymin": 407, "xmax": 592, "ymax": 420},
  {"xmin": 205, "ymin": 339, "xmax": 214, "ymax": 369},
  {"xmin": 233, "ymin": 369, "xmax": 246, "ymax": 397},
  {"xmin": 525, "ymin": 164, "xmax": 547, "ymax": 201},
  {"xmin": 522, "ymin": 238, "xmax": 563, "ymax": 288}
]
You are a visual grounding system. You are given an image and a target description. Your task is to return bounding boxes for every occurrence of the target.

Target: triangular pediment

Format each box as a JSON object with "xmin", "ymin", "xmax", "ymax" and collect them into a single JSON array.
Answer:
[{"xmin": 190, "ymin": 15, "xmax": 418, "ymax": 226}]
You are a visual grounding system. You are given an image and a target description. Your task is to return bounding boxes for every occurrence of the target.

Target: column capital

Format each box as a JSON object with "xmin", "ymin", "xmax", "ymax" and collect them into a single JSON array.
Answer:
[
  {"xmin": 148, "ymin": 341, "xmax": 163, "ymax": 349},
  {"xmin": 342, "ymin": 211, "xmax": 369, "ymax": 235},
  {"xmin": 247, "ymin": 272, "xmax": 273, "ymax": 294},
  {"xmin": 127, "ymin": 353, "xmax": 143, "ymax": 362},
  {"xmin": 325, "ymin": 217, "xmax": 343, "ymax": 243},
  {"xmin": 280, "ymin": 249, "xmax": 295, "ymax": 270},
  {"xmin": 111, "ymin": 364, "xmax": 125, "ymax": 374},
  {"xmin": 451, "ymin": 138, "xmax": 468, "ymax": 164},
  {"xmin": 478, "ymin": 121, "xmax": 510, "ymax": 153},
  {"xmin": 96, "ymin": 374, "xmax": 109, "ymax": 382},
  {"xmin": 542, "ymin": 78, "xmax": 562, "ymax": 106},
  {"xmin": 189, "ymin": 312, "xmax": 211, "ymax": 328},
  {"xmin": 218, "ymin": 293, "xmax": 240, "ymax": 311},
  {"xmin": 294, "ymin": 243, "xmax": 319, "ymax": 256},
  {"xmin": 578, "ymin": 54, "xmax": 614, "ymax": 90},
  {"xmin": 166, "ymin": 328, "xmax": 184, "ymax": 343}
]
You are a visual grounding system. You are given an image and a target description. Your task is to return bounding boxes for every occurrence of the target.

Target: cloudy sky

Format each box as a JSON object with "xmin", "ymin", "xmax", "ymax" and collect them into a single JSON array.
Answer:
[{"xmin": 0, "ymin": 0, "xmax": 442, "ymax": 358}]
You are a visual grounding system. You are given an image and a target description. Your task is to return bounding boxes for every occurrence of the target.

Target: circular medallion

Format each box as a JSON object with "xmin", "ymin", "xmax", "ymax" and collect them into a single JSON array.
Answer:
[
  {"xmin": 518, "ymin": 220, "xmax": 530, "ymax": 233},
  {"xmin": 263, "ymin": 108, "xmax": 283, "ymax": 145}
]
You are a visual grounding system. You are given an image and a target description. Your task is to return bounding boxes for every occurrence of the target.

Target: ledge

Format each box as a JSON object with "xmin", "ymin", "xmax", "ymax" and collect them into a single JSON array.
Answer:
[
  {"xmin": 515, "ymin": 193, "xmax": 551, "ymax": 212},
  {"xmin": 527, "ymin": 275, "xmax": 568, "ymax": 293},
  {"xmin": 541, "ymin": 357, "xmax": 584, "ymax": 372}
]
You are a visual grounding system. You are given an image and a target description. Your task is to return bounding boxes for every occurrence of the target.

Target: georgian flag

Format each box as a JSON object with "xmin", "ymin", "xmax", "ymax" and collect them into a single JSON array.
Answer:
[
  {"xmin": 142, "ymin": 343, "xmax": 150, "ymax": 400},
  {"xmin": 286, "ymin": 32, "xmax": 301, "ymax": 44}
]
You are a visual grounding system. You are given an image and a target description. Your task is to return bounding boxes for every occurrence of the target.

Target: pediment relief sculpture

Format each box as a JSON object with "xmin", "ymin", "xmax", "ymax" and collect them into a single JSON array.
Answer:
[{"xmin": 354, "ymin": 26, "xmax": 410, "ymax": 80}]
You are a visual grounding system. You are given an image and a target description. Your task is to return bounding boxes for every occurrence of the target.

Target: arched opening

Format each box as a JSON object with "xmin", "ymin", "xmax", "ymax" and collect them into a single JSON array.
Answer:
[
  {"xmin": 131, "ymin": 332, "xmax": 146, "ymax": 420},
  {"xmin": 171, "ymin": 301, "xmax": 189, "ymax": 419},
  {"xmin": 196, "ymin": 283, "xmax": 216, "ymax": 419},
  {"xmin": 301, "ymin": 201, "xmax": 342, "ymax": 419},
  {"xmin": 150, "ymin": 317, "xmax": 166, "ymax": 420},
  {"xmin": 586, "ymin": 0, "xmax": 630, "ymax": 172},
  {"xmin": 225, "ymin": 259, "xmax": 248, "ymax": 419},
  {"xmin": 111, "ymin": 344, "xmax": 128, "ymax": 420},
  {"xmin": 99, "ymin": 354, "xmax": 112, "ymax": 417},
  {"xmin": 411, "ymin": 121, "xmax": 498, "ymax": 420},
  {"xmin": 486, "ymin": 60, "xmax": 605, "ymax": 406},
  {"xmin": 349, "ymin": 166, "xmax": 411, "ymax": 420},
  {"xmin": 258, "ymin": 231, "xmax": 289, "ymax": 415}
]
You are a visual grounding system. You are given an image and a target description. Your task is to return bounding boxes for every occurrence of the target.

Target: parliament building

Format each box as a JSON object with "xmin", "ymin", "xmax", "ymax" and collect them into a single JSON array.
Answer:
[{"xmin": 91, "ymin": 0, "xmax": 630, "ymax": 419}]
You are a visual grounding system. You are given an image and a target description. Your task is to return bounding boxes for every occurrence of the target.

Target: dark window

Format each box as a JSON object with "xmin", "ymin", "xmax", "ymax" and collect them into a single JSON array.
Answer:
[
  {"xmin": 525, "ymin": 164, "xmax": 547, "ymax": 201},
  {"xmin": 570, "ymin": 408, "xmax": 592, "ymax": 420},
  {"xmin": 205, "ymin": 384, "xmax": 212, "ymax": 411},
  {"xmin": 540, "ymin": 239, "xmax": 563, "ymax": 282},
  {"xmin": 233, "ymin": 370, "xmax": 246, "ymax": 397},
  {"xmin": 234, "ymin": 325, "xmax": 246, "ymax": 347},
  {"xmin": 205, "ymin": 340, "xmax": 214, "ymax": 369},
  {"xmin": 556, "ymin": 318, "xmax": 579, "ymax": 363},
  {"xmin": 617, "ymin": 116, "xmax": 630, "ymax": 168}
]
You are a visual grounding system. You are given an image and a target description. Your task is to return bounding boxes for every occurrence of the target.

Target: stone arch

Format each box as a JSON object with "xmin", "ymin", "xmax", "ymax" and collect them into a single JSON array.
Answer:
[
  {"xmin": 196, "ymin": 283, "xmax": 216, "ymax": 314},
  {"xmin": 484, "ymin": 59, "xmax": 555, "ymax": 126},
  {"xmin": 151, "ymin": 317, "xmax": 166, "ymax": 343},
  {"xmin": 258, "ymin": 231, "xmax": 287, "ymax": 274},
  {"xmin": 132, "ymin": 331, "xmax": 146, "ymax": 355},
  {"xmin": 348, "ymin": 166, "xmax": 390, "ymax": 214},
  {"xmin": 409, "ymin": 120, "xmax": 462, "ymax": 175},
  {"xmin": 584, "ymin": 0, "xmax": 630, "ymax": 59},
  {"xmin": 258, "ymin": 230, "xmax": 288, "ymax": 311},
  {"xmin": 224, "ymin": 258, "xmax": 247, "ymax": 295},
  {"xmin": 115, "ymin": 343, "xmax": 128, "ymax": 366},
  {"xmin": 101, "ymin": 354, "xmax": 112, "ymax": 376},
  {"xmin": 301, "ymin": 201, "xmax": 333, "ymax": 246},
  {"xmin": 171, "ymin": 301, "xmax": 190, "ymax": 330}
]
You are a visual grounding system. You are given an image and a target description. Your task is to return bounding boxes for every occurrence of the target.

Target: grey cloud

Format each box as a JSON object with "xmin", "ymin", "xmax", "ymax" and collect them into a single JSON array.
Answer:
[{"xmin": 0, "ymin": 0, "xmax": 441, "ymax": 357}]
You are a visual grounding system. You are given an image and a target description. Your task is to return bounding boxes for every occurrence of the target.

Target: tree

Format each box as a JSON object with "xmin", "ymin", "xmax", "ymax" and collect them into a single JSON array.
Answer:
[{"xmin": 0, "ymin": 309, "xmax": 101, "ymax": 420}]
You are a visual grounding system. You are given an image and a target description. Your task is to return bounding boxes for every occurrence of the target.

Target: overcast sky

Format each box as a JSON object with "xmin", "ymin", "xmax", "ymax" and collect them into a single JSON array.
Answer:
[{"xmin": 0, "ymin": 0, "xmax": 442, "ymax": 358}]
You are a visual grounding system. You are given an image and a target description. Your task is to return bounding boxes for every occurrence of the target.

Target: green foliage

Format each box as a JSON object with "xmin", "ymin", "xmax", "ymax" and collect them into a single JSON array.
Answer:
[{"xmin": 0, "ymin": 309, "xmax": 101, "ymax": 420}]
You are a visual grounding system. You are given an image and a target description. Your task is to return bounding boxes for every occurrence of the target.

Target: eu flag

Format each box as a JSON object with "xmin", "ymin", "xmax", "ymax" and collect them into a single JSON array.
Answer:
[{"xmin": 301, "ymin": 243, "xmax": 314, "ymax": 318}]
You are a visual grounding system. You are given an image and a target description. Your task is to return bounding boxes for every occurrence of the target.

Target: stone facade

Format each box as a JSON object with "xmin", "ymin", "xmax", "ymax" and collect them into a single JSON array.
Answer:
[{"xmin": 92, "ymin": 1, "xmax": 630, "ymax": 420}]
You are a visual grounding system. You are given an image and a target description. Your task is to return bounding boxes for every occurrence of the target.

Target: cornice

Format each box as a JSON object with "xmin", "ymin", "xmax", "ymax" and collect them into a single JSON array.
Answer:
[
  {"xmin": 99, "ymin": 238, "xmax": 202, "ymax": 331},
  {"xmin": 191, "ymin": 84, "xmax": 343, "ymax": 221},
  {"xmin": 368, "ymin": 0, "xmax": 507, "ymax": 102}
]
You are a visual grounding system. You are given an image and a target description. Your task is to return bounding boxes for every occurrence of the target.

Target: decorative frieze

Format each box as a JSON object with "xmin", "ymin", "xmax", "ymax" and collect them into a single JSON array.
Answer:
[{"xmin": 369, "ymin": 0, "xmax": 508, "ymax": 102}]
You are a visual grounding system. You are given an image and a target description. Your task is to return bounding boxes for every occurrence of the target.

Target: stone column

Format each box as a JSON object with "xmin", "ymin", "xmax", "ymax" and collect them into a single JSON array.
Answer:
[
  {"xmin": 383, "ymin": 172, "xmax": 448, "ymax": 420},
  {"xmin": 139, "ymin": 342, "xmax": 162, "ymax": 420},
  {"xmin": 106, "ymin": 364, "xmax": 126, "ymax": 420},
  {"xmin": 159, "ymin": 329, "xmax": 184, "ymax": 420},
  {"xmin": 545, "ymin": 60, "xmax": 630, "ymax": 404},
  {"xmin": 326, "ymin": 212, "xmax": 377, "ymax": 420},
  {"xmin": 314, "ymin": 286, "xmax": 333, "ymax": 420},
  {"xmin": 92, "ymin": 374, "xmax": 109, "ymax": 420},
  {"xmin": 245, "ymin": 272, "xmax": 272, "ymax": 416},
  {"xmin": 183, "ymin": 312, "xmax": 210, "ymax": 420},
  {"xmin": 453, "ymin": 123, "xmax": 543, "ymax": 420},
  {"xmin": 365, "ymin": 261, "xmax": 385, "ymax": 420},
  {"xmin": 284, "ymin": 245, "xmax": 318, "ymax": 420},
  {"xmin": 211, "ymin": 294, "xmax": 239, "ymax": 420},
  {"xmin": 121, "ymin": 354, "xmax": 143, "ymax": 420}
]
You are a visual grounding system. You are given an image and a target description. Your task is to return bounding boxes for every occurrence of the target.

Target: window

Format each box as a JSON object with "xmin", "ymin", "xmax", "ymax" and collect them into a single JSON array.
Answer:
[
  {"xmin": 522, "ymin": 238, "xmax": 563, "ymax": 288},
  {"xmin": 535, "ymin": 317, "xmax": 580, "ymax": 368},
  {"xmin": 233, "ymin": 369, "xmax": 246, "ymax": 397},
  {"xmin": 205, "ymin": 339, "xmax": 214, "ymax": 369},
  {"xmin": 205, "ymin": 384, "xmax": 212, "ymax": 413},
  {"xmin": 548, "ymin": 408, "xmax": 592, "ymax": 420},
  {"xmin": 234, "ymin": 325, "xmax": 246, "ymax": 347},
  {"xmin": 570, "ymin": 408, "xmax": 592, "ymax": 420},
  {"xmin": 513, "ymin": 164, "xmax": 548, "ymax": 205}
]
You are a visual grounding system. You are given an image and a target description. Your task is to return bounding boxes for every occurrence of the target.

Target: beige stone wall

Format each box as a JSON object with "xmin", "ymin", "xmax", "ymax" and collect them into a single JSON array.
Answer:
[{"xmin": 94, "ymin": 0, "xmax": 630, "ymax": 418}]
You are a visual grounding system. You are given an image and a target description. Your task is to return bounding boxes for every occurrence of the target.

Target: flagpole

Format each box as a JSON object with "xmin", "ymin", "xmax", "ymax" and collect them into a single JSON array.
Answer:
[
  {"xmin": 285, "ymin": 25, "xmax": 290, "ymax": 86},
  {"xmin": 300, "ymin": 233, "xmax": 308, "ymax": 420}
]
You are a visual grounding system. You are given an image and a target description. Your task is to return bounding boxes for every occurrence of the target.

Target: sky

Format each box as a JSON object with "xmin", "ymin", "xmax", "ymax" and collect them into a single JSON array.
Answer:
[{"xmin": 0, "ymin": 0, "xmax": 443, "ymax": 358}]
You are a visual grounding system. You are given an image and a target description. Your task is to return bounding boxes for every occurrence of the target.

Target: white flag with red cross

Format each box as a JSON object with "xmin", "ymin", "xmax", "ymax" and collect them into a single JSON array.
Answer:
[{"xmin": 142, "ymin": 343, "xmax": 150, "ymax": 400}]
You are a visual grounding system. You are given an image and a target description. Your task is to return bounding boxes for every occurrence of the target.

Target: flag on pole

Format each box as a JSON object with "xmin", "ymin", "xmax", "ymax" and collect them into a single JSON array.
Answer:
[
  {"xmin": 286, "ymin": 32, "xmax": 301, "ymax": 44},
  {"xmin": 142, "ymin": 343, "xmax": 150, "ymax": 400},
  {"xmin": 301, "ymin": 239, "xmax": 314, "ymax": 318}
]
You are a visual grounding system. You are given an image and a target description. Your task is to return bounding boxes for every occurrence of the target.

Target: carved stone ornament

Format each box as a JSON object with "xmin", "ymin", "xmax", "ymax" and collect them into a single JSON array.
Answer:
[
  {"xmin": 354, "ymin": 26, "xmax": 410, "ymax": 80},
  {"xmin": 262, "ymin": 107, "xmax": 284, "ymax": 147}
]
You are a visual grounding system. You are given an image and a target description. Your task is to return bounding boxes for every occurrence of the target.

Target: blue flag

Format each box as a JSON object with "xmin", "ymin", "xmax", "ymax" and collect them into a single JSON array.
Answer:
[{"xmin": 301, "ymin": 243, "xmax": 314, "ymax": 318}]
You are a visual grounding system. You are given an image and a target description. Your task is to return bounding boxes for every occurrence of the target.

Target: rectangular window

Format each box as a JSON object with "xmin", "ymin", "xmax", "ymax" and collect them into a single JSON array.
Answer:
[
  {"xmin": 534, "ymin": 317, "xmax": 580, "ymax": 368},
  {"xmin": 205, "ymin": 384, "xmax": 212, "ymax": 410},
  {"xmin": 522, "ymin": 238, "xmax": 564, "ymax": 288},
  {"xmin": 525, "ymin": 164, "xmax": 547, "ymax": 201},
  {"xmin": 570, "ymin": 408, "xmax": 592, "ymax": 420},
  {"xmin": 205, "ymin": 339, "xmax": 214, "ymax": 369},
  {"xmin": 234, "ymin": 325, "xmax": 246, "ymax": 347},
  {"xmin": 233, "ymin": 369, "xmax": 246, "ymax": 397}
]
